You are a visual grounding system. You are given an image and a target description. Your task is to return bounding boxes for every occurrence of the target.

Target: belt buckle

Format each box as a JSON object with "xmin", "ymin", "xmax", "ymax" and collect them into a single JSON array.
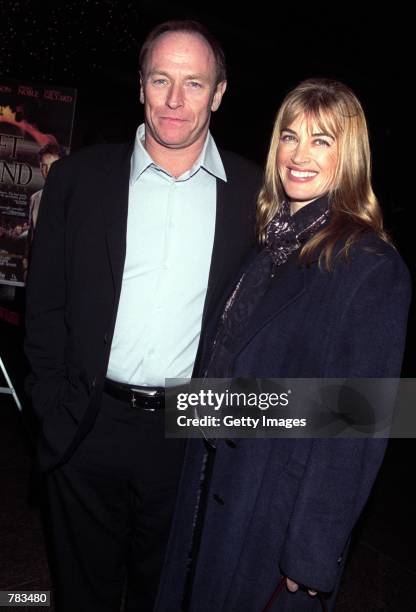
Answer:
[{"xmin": 131, "ymin": 387, "xmax": 158, "ymax": 412}]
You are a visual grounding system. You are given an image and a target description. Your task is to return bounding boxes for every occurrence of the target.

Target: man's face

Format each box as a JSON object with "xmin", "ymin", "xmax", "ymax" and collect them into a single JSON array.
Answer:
[
  {"xmin": 40, "ymin": 153, "xmax": 60, "ymax": 180},
  {"xmin": 140, "ymin": 32, "xmax": 226, "ymax": 152}
]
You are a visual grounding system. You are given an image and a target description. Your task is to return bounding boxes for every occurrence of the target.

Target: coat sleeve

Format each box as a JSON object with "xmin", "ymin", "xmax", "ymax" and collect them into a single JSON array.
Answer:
[
  {"xmin": 279, "ymin": 251, "xmax": 412, "ymax": 593},
  {"xmin": 24, "ymin": 160, "xmax": 69, "ymax": 420}
]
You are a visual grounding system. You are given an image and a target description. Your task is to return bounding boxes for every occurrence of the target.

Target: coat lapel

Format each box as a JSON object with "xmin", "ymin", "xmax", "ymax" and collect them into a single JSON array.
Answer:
[{"xmin": 226, "ymin": 254, "xmax": 307, "ymax": 357}]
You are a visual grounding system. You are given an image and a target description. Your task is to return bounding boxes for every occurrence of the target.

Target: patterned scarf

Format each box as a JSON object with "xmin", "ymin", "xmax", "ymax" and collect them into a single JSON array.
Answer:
[
  {"xmin": 265, "ymin": 195, "xmax": 330, "ymax": 266},
  {"xmin": 216, "ymin": 194, "xmax": 330, "ymax": 344}
]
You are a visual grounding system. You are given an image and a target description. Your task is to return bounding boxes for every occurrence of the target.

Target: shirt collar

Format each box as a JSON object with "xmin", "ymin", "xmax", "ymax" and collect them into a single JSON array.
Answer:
[{"xmin": 130, "ymin": 123, "xmax": 227, "ymax": 184}]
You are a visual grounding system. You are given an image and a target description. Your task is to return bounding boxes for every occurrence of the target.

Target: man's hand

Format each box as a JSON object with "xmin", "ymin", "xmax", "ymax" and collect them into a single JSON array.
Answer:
[{"xmin": 286, "ymin": 577, "xmax": 317, "ymax": 597}]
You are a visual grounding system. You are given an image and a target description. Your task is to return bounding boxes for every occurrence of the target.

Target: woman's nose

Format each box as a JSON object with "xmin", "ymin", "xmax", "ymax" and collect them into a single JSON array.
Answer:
[{"xmin": 291, "ymin": 142, "xmax": 311, "ymax": 165}]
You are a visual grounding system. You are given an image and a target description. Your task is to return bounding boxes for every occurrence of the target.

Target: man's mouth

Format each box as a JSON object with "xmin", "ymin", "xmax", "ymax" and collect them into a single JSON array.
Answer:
[{"xmin": 160, "ymin": 117, "xmax": 187, "ymax": 123}]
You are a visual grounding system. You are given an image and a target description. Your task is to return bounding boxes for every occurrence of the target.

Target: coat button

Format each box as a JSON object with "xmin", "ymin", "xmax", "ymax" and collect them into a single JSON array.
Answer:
[
  {"xmin": 225, "ymin": 439, "xmax": 237, "ymax": 448},
  {"xmin": 91, "ymin": 378, "xmax": 97, "ymax": 388},
  {"xmin": 337, "ymin": 556, "xmax": 343, "ymax": 564},
  {"xmin": 213, "ymin": 493, "xmax": 225, "ymax": 505}
]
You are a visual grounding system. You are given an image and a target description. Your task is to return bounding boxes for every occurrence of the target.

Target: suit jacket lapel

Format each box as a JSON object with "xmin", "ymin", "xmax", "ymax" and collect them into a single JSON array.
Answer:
[
  {"xmin": 192, "ymin": 151, "xmax": 259, "ymax": 375},
  {"xmin": 201, "ymin": 177, "xmax": 232, "ymax": 327},
  {"xmin": 100, "ymin": 142, "xmax": 133, "ymax": 294},
  {"xmin": 201, "ymin": 166, "xmax": 257, "ymax": 326}
]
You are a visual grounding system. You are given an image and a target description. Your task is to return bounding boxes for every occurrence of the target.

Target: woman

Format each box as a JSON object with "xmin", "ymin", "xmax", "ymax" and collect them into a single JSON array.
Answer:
[{"xmin": 156, "ymin": 79, "xmax": 411, "ymax": 611}]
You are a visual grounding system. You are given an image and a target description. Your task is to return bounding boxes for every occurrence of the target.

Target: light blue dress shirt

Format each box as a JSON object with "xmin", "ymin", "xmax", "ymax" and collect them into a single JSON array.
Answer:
[{"xmin": 107, "ymin": 124, "xmax": 226, "ymax": 387}]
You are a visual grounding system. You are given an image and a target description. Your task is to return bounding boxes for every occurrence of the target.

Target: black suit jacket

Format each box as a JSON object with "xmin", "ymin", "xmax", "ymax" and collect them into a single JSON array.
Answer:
[{"xmin": 24, "ymin": 141, "xmax": 262, "ymax": 471}]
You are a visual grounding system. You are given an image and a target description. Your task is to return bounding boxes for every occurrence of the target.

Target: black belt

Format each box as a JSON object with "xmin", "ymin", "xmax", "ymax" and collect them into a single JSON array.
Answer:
[{"xmin": 104, "ymin": 379, "xmax": 166, "ymax": 411}]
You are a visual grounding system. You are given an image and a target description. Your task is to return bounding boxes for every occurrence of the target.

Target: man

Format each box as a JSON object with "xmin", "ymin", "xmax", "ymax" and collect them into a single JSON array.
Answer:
[
  {"xmin": 28, "ymin": 143, "xmax": 66, "ymax": 236},
  {"xmin": 25, "ymin": 20, "xmax": 261, "ymax": 612}
]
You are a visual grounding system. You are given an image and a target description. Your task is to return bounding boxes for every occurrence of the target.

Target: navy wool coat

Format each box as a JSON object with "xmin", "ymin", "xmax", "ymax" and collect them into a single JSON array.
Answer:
[{"xmin": 156, "ymin": 232, "xmax": 411, "ymax": 612}]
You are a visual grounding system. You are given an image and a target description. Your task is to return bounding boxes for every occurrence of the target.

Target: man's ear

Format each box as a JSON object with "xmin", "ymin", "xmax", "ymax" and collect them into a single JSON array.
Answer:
[
  {"xmin": 139, "ymin": 73, "xmax": 144, "ymax": 104},
  {"xmin": 211, "ymin": 80, "xmax": 227, "ymax": 112}
]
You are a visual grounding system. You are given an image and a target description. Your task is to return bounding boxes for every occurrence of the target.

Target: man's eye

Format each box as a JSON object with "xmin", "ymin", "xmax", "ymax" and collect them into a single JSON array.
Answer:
[
  {"xmin": 188, "ymin": 81, "xmax": 202, "ymax": 88},
  {"xmin": 152, "ymin": 79, "xmax": 167, "ymax": 86}
]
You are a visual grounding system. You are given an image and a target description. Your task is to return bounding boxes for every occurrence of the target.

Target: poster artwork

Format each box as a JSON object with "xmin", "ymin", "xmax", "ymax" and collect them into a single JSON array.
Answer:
[{"xmin": 0, "ymin": 81, "xmax": 76, "ymax": 286}]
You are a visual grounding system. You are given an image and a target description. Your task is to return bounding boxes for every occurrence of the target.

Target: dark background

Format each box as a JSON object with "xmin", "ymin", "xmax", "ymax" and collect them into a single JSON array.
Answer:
[
  {"xmin": 1, "ymin": 1, "xmax": 410, "ymax": 316},
  {"xmin": 1, "ymin": 0, "xmax": 413, "ymax": 366},
  {"xmin": 0, "ymin": 2, "xmax": 414, "ymax": 610}
]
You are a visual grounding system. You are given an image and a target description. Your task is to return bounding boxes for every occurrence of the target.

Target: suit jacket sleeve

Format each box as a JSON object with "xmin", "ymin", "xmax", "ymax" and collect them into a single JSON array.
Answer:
[
  {"xmin": 24, "ymin": 160, "xmax": 68, "ymax": 420},
  {"xmin": 279, "ymin": 251, "xmax": 412, "ymax": 592}
]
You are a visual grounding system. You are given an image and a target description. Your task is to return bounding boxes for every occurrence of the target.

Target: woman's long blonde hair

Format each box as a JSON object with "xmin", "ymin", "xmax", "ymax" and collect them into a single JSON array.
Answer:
[{"xmin": 257, "ymin": 78, "xmax": 389, "ymax": 268}]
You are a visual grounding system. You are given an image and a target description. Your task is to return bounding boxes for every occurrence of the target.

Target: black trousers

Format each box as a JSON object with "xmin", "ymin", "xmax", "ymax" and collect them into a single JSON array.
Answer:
[{"xmin": 45, "ymin": 390, "xmax": 185, "ymax": 612}]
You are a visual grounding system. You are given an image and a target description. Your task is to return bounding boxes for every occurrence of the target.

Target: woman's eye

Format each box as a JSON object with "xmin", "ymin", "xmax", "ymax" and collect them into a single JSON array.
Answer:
[
  {"xmin": 280, "ymin": 134, "xmax": 296, "ymax": 142},
  {"xmin": 314, "ymin": 138, "xmax": 331, "ymax": 147}
]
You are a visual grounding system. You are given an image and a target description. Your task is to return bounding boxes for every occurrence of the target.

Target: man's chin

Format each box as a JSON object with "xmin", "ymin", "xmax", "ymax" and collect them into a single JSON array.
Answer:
[
  {"xmin": 154, "ymin": 133, "xmax": 198, "ymax": 150},
  {"xmin": 145, "ymin": 124, "xmax": 208, "ymax": 152}
]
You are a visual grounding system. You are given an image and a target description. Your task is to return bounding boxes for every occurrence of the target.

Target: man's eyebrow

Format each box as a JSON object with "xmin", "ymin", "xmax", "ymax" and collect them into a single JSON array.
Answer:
[
  {"xmin": 184, "ymin": 73, "xmax": 209, "ymax": 80},
  {"xmin": 147, "ymin": 70, "xmax": 209, "ymax": 80},
  {"xmin": 146, "ymin": 70, "xmax": 170, "ymax": 78}
]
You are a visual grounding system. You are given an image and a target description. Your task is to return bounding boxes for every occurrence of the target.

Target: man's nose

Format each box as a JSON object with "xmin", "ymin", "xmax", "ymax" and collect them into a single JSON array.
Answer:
[{"xmin": 166, "ymin": 83, "xmax": 184, "ymax": 109}]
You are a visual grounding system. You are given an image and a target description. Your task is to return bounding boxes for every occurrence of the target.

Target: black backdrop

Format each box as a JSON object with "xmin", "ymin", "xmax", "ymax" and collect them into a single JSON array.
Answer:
[
  {"xmin": 0, "ymin": 4, "xmax": 414, "ymax": 609},
  {"xmin": 1, "ymin": 1, "xmax": 412, "ymax": 367}
]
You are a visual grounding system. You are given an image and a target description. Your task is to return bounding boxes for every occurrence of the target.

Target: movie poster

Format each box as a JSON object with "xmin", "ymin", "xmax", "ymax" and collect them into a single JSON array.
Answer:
[{"xmin": 0, "ymin": 81, "xmax": 76, "ymax": 286}]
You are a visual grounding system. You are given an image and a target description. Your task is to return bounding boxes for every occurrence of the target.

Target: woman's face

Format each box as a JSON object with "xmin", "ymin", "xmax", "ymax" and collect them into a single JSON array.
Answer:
[{"xmin": 277, "ymin": 113, "xmax": 339, "ymax": 213}]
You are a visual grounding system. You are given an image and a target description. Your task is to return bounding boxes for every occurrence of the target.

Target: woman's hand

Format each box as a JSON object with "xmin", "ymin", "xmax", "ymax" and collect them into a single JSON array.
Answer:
[{"xmin": 286, "ymin": 577, "xmax": 317, "ymax": 597}]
